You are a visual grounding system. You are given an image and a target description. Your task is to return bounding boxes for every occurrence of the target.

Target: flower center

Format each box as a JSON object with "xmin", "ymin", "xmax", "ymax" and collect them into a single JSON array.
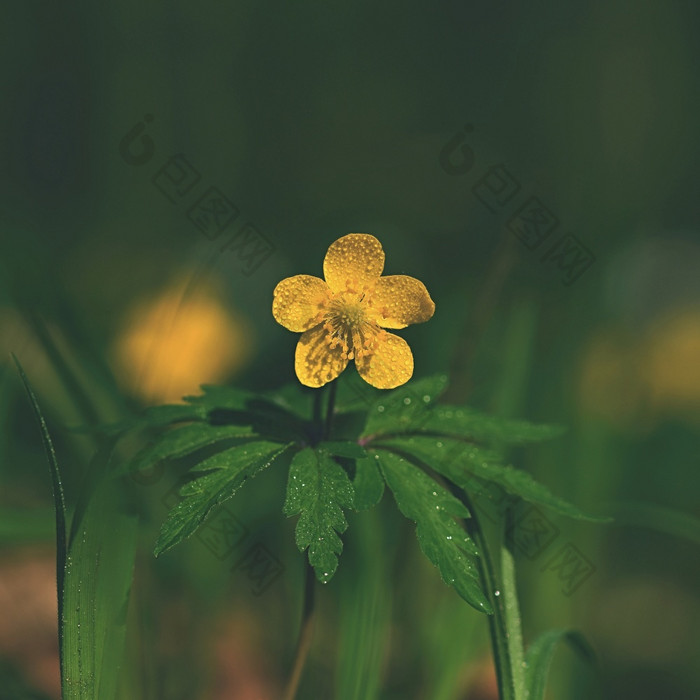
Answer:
[{"xmin": 320, "ymin": 286, "xmax": 383, "ymax": 360}]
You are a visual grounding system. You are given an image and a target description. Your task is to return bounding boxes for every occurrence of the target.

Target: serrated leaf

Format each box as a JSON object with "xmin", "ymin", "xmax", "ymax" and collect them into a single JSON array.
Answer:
[
  {"xmin": 362, "ymin": 374, "xmax": 448, "ymax": 437},
  {"xmin": 376, "ymin": 436, "xmax": 609, "ymax": 522},
  {"xmin": 375, "ymin": 450, "xmax": 491, "ymax": 613},
  {"xmin": 525, "ymin": 629, "xmax": 595, "ymax": 700},
  {"xmin": 155, "ymin": 441, "xmax": 289, "ymax": 556},
  {"xmin": 420, "ymin": 406, "xmax": 565, "ymax": 444},
  {"xmin": 188, "ymin": 385, "xmax": 309, "ymax": 442},
  {"xmin": 115, "ymin": 423, "xmax": 256, "ymax": 478},
  {"xmin": 352, "ymin": 456, "xmax": 385, "ymax": 510},
  {"xmin": 283, "ymin": 447, "xmax": 355, "ymax": 582},
  {"xmin": 320, "ymin": 441, "xmax": 368, "ymax": 459}
]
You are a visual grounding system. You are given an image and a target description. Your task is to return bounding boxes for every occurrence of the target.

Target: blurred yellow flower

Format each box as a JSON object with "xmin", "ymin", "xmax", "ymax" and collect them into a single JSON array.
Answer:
[
  {"xmin": 645, "ymin": 307, "xmax": 700, "ymax": 412},
  {"xmin": 113, "ymin": 275, "xmax": 252, "ymax": 403},
  {"xmin": 272, "ymin": 233, "xmax": 435, "ymax": 389},
  {"xmin": 578, "ymin": 307, "xmax": 700, "ymax": 428},
  {"xmin": 577, "ymin": 328, "xmax": 646, "ymax": 427}
]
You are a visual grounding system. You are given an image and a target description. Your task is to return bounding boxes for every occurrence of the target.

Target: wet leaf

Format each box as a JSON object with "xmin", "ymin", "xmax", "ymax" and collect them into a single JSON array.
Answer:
[
  {"xmin": 352, "ymin": 455, "xmax": 385, "ymax": 510},
  {"xmin": 320, "ymin": 440, "xmax": 368, "ymax": 459},
  {"xmin": 116, "ymin": 423, "xmax": 257, "ymax": 478},
  {"xmin": 362, "ymin": 374, "xmax": 448, "ymax": 437},
  {"xmin": 420, "ymin": 405, "xmax": 565, "ymax": 444},
  {"xmin": 155, "ymin": 441, "xmax": 290, "ymax": 556},
  {"xmin": 375, "ymin": 450, "xmax": 490, "ymax": 613},
  {"xmin": 525, "ymin": 629, "xmax": 595, "ymax": 700},
  {"xmin": 283, "ymin": 447, "xmax": 355, "ymax": 582},
  {"xmin": 377, "ymin": 436, "xmax": 609, "ymax": 522}
]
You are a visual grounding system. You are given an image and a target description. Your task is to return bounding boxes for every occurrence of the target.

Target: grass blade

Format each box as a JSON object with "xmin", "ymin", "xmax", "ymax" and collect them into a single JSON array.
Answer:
[
  {"xmin": 525, "ymin": 628, "xmax": 594, "ymax": 700},
  {"xmin": 335, "ymin": 509, "xmax": 390, "ymax": 700},
  {"xmin": 62, "ymin": 442, "xmax": 138, "ymax": 700},
  {"xmin": 13, "ymin": 355, "xmax": 68, "ymax": 670}
]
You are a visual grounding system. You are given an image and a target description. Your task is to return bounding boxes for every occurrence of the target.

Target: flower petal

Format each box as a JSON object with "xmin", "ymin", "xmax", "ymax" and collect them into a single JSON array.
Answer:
[
  {"xmin": 370, "ymin": 275, "xmax": 435, "ymax": 329},
  {"xmin": 295, "ymin": 324, "xmax": 349, "ymax": 387},
  {"xmin": 356, "ymin": 332, "xmax": 413, "ymax": 389},
  {"xmin": 323, "ymin": 233, "xmax": 385, "ymax": 293},
  {"xmin": 272, "ymin": 275, "xmax": 330, "ymax": 332}
]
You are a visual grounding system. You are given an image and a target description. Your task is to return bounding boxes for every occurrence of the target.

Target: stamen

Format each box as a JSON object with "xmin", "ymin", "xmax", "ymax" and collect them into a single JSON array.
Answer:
[{"xmin": 321, "ymin": 287, "xmax": 381, "ymax": 361}]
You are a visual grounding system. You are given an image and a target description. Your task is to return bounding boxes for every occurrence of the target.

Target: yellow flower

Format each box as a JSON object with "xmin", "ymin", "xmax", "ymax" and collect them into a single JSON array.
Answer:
[{"xmin": 272, "ymin": 233, "xmax": 435, "ymax": 389}]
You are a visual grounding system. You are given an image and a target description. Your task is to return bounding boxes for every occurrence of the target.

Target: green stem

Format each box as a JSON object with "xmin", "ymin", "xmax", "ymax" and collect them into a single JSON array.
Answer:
[
  {"xmin": 324, "ymin": 380, "xmax": 338, "ymax": 440},
  {"xmin": 460, "ymin": 492, "xmax": 525, "ymax": 700},
  {"xmin": 313, "ymin": 390, "xmax": 322, "ymax": 430},
  {"xmin": 283, "ymin": 560, "xmax": 316, "ymax": 700},
  {"xmin": 501, "ymin": 508, "xmax": 526, "ymax": 696},
  {"xmin": 285, "ymin": 380, "xmax": 336, "ymax": 697}
]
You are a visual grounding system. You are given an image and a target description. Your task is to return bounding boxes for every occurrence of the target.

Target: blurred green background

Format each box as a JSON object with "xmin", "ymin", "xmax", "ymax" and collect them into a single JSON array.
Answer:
[{"xmin": 1, "ymin": 0, "xmax": 699, "ymax": 698}]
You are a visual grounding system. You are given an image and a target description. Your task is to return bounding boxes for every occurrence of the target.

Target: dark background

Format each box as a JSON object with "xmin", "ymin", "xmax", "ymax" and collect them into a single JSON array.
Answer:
[{"xmin": 1, "ymin": 1, "xmax": 699, "ymax": 698}]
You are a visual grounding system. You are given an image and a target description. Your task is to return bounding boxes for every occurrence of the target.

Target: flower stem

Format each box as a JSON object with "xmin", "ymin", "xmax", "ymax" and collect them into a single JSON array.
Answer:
[
  {"xmin": 285, "ymin": 381, "xmax": 336, "ymax": 698},
  {"xmin": 500, "ymin": 508, "xmax": 526, "ymax": 696},
  {"xmin": 283, "ymin": 560, "xmax": 316, "ymax": 700},
  {"xmin": 460, "ymin": 492, "xmax": 525, "ymax": 700},
  {"xmin": 324, "ymin": 380, "xmax": 338, "ymax": 439},
  {"xmin": 312, "ymin": 390, "xmax": 322, "ymax": 431}
]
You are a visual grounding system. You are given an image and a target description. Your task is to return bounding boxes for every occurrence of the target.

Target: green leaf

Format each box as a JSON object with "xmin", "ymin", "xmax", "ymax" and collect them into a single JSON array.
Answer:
[
  {"xmin": 14, "ymin": 357, "xmax": 138, "ymax": 700},
  {"xmin": 333, "ymin": 372, "xmax": 382, "ymax": 414},
  {"xmin": 13, "ymin": 356, "xmax": 67, "ymax": 661},
  {"xmin": 151, "ymin": 384, "xmax": 309, "ymax": 442},
  {"xmin": 375, "ymin": 450, "xmax": 491, "ymax": 613},
  {"xmin": 63, "ymin": 445, "xmax": 138, "ymax": 700},
  {"xmin": 377, "ymin": 436, "xmax": 608, "ymax": 522},
  {"xmin": 155, "ymin": 441, "xmax": 290, "ymax": 556},
  {"xmin": 525, "ymin": 629, "xmax": 595, "ymax": 700},
  {"xmin": 116, "ymin": 423, "xmax": 257, "ymax": 478},
  {"xmin": 361, "ymin": 374, "xmax": 448, "ymax": 437},
  {"xmin": 320, "ymin": 440, "xmax": 368, "ymax": 459},
  {"xmin": 419, "ymin": 406, "xmax": 565, "ymax": 444},
  {"xmin": 283, "ymin": 447, "xmax": 355, "ymax": 582},
  {"xmin": 352, "ymin": 456, "xmax": 385, "ymax": 510}
]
